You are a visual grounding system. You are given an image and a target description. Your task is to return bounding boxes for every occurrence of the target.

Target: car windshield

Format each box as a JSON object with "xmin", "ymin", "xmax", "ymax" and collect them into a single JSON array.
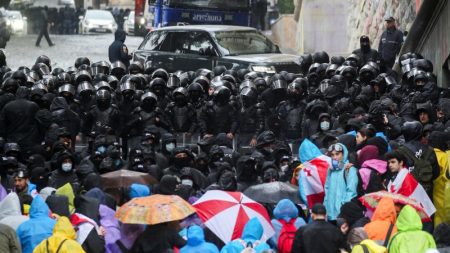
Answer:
[
  {"xmin": 168, "ymin": 0, "xmax": 248, "ymax": 10},
  {"xmin": 212, "ymin": 30, "xmax": 279, "ymax": 56},
  {"xmin": 8, "ymin": 12, "xmax": 21, "ymax": 19},
  {"xmin": 86, "ymin": 11, "xmax": 113, "ymax": 20}
]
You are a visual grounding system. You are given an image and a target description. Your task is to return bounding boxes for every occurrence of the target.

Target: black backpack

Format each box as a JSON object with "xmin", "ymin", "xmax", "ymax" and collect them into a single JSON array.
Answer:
[{"xmin": 397, "ymin": 146, "xmax": 434, "ymax": 193}]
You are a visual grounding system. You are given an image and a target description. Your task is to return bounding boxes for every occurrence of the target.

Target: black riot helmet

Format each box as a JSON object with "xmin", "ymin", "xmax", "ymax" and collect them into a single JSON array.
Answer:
[
  {"xmin": 141, "ymin": 91, "xmax": 158, "ymax": 112},
  {"xmin": 213, "ymin": 65, "xmax": 227, "ymax": 76},
  {"xmin": 35, "ymin": 55, "xmax": 51, "ymax": 72},
  {"xmin": 96, "ymin": 89, "xmax": 111, "ymax": 111},
  {"xmin": 326, "ymin": 64, "xmax": 339, "ymax": 78},
  {"xmin": 74, "ymin": 57, "xmax": 91, "ymax": 69},
  {"xmin": 129, "ymin": 61, "xmax": 144, "ymax": 74},
  {"xmin": 77, "ymin": 81, "xmax": 94, "ymax": 99},
  {"xmin": 413, "ymin": 59, "xmax": 433, "ymax": 73},
  {"xmin": 240, "ymin": 86, "xmax": 257, "ymax": 108},
  {"xmin": 253, "ymin": 77, "xmax": 267, "ymax": 93},
  {"xmin": 12, "ymin": 71, "xmax": 27, "ymax": 86},
  {"xmin": 312, "ymin": 51, "xmax": 329, "ymax": 64},
  {"xmin": 149, "ymin": 77, "xmax": 166, "ymax": 97},
  {"xmin": 270, "ymin": 74, "xmax": 287, "ymax": 91},
  {"xmin": 239, "ymin": 80, "xmax": 256, "ymax": 92},
  {"xmin": 287, "ymin": 81, "xmax": 304, "ymax": 101},
  {"xmin": 167, "ymin": 73, "xmax": 180, "ymax": 91},
  {"xmin": 2, "ymin": 78, "xmax": 19, "ymax": 94},
  {"xmin": 52, "ymin": 67, "xmax": 65, "ymax": 76},
  {"xmin": 330, "ymin": 56, "xmax": 345, "ymax": 65},
  {"xmin": 187, "ymin": 82, "xmax": 204, "ymax": 102},
  {"xmin": 110, "ymin": 61, "xmax": 127, "ymax": 79},
  {"xmin": 151, "ymin": 68, "xmax": 169, "ymax": 82},
  {"xmin": 213, "ymin": 86, "xmax": 231, "ymax": 105},
  {"xmin": 32, "ymin": 63, "xmax": 50, "ymax": 78},
  {"xmin": 75, "ymin": 70, "xmax": 92, "ymax": 84},
  {"xmin": 91, "ymin": 61, "xmax": 111, "ymax": 76},
  {"xmin": 120, "ymin": 80, "xmax": 136, "ymax": 100},
  {"xmin": 330, "ymin": 74, "xmax": 346, "ymax": 90},
  {"xmin": 172, "ymin": 87, "xmax": 188, "ymax": 106}
]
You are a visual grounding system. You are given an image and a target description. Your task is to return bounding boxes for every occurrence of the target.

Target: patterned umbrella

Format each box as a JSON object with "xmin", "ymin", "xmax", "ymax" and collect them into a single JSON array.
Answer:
[
  {"xmin": 115, "ymin": 194, "xmax": 196, "ymax": 225},
  {"xmin": 193, "ymin": 190, "xmax": 275, "ymax": 243},
  {"xmin": 359, "ymin": 191, "xmax": 431, "ymax": 221},
  {"xmin": 101, "ymin": 169, "xmax": 158, "ymax": 189}
]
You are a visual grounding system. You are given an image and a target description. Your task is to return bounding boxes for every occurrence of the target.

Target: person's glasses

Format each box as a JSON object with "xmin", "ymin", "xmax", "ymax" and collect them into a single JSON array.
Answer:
[{"xmin": 328, "ymin": 144, "xmax": 343, "ymax": 153}]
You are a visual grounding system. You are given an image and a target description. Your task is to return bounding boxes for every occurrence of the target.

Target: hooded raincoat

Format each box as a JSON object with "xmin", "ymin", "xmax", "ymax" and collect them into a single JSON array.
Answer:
[
  {"xmin": 432, "ymin": 147, "xmax": 450, "ymax": 227},
  {"xmin": 33, "ymin": 216, "xmax": 85, "ymax": 253},
  {"xmin": 387, "ymin": 205, "xmax": 436, "ymax": 253},
  {"xmin": 270, "ymin": 199, "xmax": 306, "ymax": 247},
  {"xmin": 16, "ymin": 195, "xmax": 57, "ymax": 253},
  {"xmin": 324, "ymin": 143, "xmax": 359, "ymax": 220},
  {"xmin": 0, "ymin": 193, "xmax": 29, "ymax": 230},
  {"xmin": 180, "ymin": 225, "xmax": 219, "ymax": 253},
  {"xmin": 220, "ymin": 217, "xmax": 271, "ymax": 253},
  {"xmin": 364, "ymin": 197, "xmax": 397, "ymax": 243}
]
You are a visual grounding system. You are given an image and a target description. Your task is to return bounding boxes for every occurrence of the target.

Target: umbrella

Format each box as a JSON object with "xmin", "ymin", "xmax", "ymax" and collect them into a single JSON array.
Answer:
[
  {"xmin": 115, "ymin": 194, "xmax": 196, "ymax": 225},
  {"xmin": 101, "ymin": 169, "xmax": 158, "ymax": 189},
  {"xmin": 243, "ymin": 181, "xmax": 304, "ymax": 205},
  {"xmin": 193, "ymin": 190, "xmax": 275, "ymax": 243},
  {"xmin": 359, "ymin": 191, "xmax": 431, "ymax": 221}
]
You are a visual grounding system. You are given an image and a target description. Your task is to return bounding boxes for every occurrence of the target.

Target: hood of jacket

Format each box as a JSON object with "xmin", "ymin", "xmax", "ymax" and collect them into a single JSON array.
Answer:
[
  {"xmin": 74, "ymin": 195, "xmax": 100, "ymax": 224},
  {"xmin": 241, "ymin": 217, "xmax": 263, "ymax": 241},
  {"xmin": 115, "ymin": 29, "xmax": 126, "ymax": 42},
  {"xmin": 55, "ymin": 183, "xmax": 75, "ymax": 214},
  {"xmin": 85, "ymin": 187, "xmax": 106, "ymax": 206},
  {"xmin": 53, "ymin": 216, "xmax": 77, "ymax": 240},
  {"xmin": 46, "ymin": 194, "xmax": 71, "ymax": 217},
  {"xmin": 371, "ymin": 197, "xmax": 396, "ymax": 224},
  {"xmin": 299, "ymin": 138, "xmax": 323, "ymax": 163},
  {"xmin": 359, "ymin": 239, "xmax": 386, "ymax": 253},
  {"xmin": 129, "ymin": 183, "xmax": 151, "ymax": 199},
  {"xmin": 0, "ymin": 192, "xmax": 22, "ymax": 219},
  {"xmin": 361, "ymin": 159, "xmax": 387, "ymax": 174},
  {"xmin": 396, "ymin": 205, "xmax": 422, "ymax": 232},
  {"xmin": 50, "ymin": 96, "xmax": 69, "ymax": 111},
  {"xmin": 273, "ymin": 199, "xmax": 298, "ymax": 222},
  {"xmin": 333, "ymin": 143, "xmax": 349, "ymax": 168},
  {"xmin": 29, "ymin": 195, "xmax": 51, "ymax": 219},
  {"xmin": 186, "ymin": 225, "xmax": 206, "ymax": 246},
  {"xmin": 358, "ymin": 145, "xmax": 379, "ymax": 165}
]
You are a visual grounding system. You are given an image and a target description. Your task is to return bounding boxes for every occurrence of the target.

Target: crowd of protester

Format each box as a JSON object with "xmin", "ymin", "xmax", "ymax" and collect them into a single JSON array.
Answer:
[{"xmin": 0, "ymin": 33, "xmax": 449, "ymax": 253}]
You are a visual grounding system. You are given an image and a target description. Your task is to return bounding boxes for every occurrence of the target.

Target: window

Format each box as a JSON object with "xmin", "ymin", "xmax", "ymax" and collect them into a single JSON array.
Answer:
[{"xmin": 140, "ymin": 31, "xmax": 169, "ymax": 51}]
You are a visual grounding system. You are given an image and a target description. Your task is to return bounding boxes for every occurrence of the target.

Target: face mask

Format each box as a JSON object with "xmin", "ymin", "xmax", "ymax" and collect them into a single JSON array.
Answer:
[
  {"xmin": 320, "ymin": 121, "xmax": 330, "ymax": 131},
  {"xmin": 165, "ymin": 143, "xmax": 175, "ymax": 152},
  {"xmin": 97, "ymin": 146, "xmax": 106, "ymax": 154},
  {"xmin": 332, "ymin": 159, "xmax": 340, "ymax": 170},
  {"xmin": 181, "ymin": 179, "xmax": 193, "ymax": 187},
  {"xmin": 62, "ymin": 163, "xmax": 72, "ymax": 172}
]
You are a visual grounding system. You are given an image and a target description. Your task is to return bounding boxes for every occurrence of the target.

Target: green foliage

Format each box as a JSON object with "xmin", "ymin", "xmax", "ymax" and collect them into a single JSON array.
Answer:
[{"xmin": 278, "ymin": 0, "xmax": 295, "ymax": 14}]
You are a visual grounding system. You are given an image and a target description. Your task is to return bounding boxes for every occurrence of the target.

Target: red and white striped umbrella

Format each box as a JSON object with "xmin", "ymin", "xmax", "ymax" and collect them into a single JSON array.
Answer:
[{"xmin": 193, "ymin": 190, "xmax": 275, "ymax": 243}]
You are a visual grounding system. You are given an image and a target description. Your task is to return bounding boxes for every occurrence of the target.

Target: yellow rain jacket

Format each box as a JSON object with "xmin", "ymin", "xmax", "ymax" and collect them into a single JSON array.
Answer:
[
  {"xmin": 432, "ymin": 148, "xmax": 450, "ymax": 227},
  {"xmin": 351, "ymin": 239, "xmax": 386, "ymax": 253},
  {"xmin": 33, "ymin": 217, "xmax": 85, "ymax": 253}
]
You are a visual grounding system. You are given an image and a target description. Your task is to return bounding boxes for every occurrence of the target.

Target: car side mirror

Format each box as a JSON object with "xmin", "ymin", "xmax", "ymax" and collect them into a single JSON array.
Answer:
[{"xmin": 78, "ymin": 16, "xmax": 84, "ymax": 20}]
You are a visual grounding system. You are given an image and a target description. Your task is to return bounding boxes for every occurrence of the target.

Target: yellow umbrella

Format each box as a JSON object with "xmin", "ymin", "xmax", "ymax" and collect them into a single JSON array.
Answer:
[{"xmin": 115, "ymin": 194, "xmax": 196, "ymax": 225}]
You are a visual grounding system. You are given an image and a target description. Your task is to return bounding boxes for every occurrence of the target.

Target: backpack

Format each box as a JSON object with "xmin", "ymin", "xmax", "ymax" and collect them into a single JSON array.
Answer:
[
  {"xmin": 398, "ymin": 146, "xmax": 433, "ymax": 193},
  {"xmin": 238, "ymin": 239, "xmax": 261, "ymax": 253},
  {"xmin": 277, "ymin": 219, "xmax": 297, "ymax": 253}
]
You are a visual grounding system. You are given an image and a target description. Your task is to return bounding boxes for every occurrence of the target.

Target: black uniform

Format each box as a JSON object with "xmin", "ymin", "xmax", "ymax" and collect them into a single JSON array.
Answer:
[
  {"xmin": 108, "ymin": 30, "xmax": 131, "ymax": 67},
  {"xmin": 378, "ymin": 28, "xmax": 403, "ymax": 68},
  {"xmin": 35, "ymin": 6, "xmax": 54, "ymax": 47}
]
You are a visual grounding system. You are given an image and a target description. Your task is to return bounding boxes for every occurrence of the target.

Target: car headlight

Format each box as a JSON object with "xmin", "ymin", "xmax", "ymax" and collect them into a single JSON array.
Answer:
[
  {"xmin": 251, "ymin": 65, "xmax": 276, "ymax": 73},
  {"xmin": 139, "ymin": 18, "xmax": 145, "ymax": 25}
]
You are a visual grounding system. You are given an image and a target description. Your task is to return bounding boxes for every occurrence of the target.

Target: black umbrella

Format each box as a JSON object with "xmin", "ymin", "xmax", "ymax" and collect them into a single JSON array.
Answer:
[{"xmin": 243, "ymin": 181, "xmax": 303, "ymax": 204}]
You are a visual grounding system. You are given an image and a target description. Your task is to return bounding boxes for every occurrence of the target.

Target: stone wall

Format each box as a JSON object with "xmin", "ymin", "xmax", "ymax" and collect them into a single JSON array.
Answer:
[{"xmin": 346, "ymin": 0, "xmax": 420, "ymax": 52}]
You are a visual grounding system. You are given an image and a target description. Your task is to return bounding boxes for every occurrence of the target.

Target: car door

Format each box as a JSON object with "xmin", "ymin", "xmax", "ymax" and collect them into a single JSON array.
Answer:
[
  {"xmin": 133, "ymin": 30, "xmax": 179, "ymax": 72},
  {"xmin": 173, "ymin": 31, "xmax": 217, "ymax": 72}
]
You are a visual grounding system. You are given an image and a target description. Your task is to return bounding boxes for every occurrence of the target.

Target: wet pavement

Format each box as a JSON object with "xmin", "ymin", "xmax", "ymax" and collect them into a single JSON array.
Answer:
[{"xmin": 4, "ymin": 33, "xmax": 143, "ymax": 70}]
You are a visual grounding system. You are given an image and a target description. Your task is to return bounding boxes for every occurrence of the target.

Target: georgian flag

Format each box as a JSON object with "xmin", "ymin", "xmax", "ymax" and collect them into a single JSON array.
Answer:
[
  {"xmin": 299, "ymin": 155, "xmax": 330, "ymax": 208},
  {"xmin": 387, "ymin": 168, "xmax": 436, "ymax": 217}
]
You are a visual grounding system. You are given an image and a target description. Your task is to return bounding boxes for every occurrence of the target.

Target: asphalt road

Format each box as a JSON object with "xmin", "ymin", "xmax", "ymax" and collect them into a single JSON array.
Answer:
[{"xmin": 4, "ymin": 33, "xmax": 143, "ymax": 70}]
